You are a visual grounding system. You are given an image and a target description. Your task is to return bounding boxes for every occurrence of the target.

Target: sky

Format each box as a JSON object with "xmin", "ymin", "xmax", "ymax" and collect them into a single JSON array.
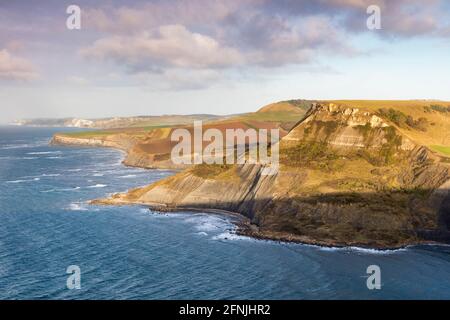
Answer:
[{"xmin": 1, "ymin": 0, "xmax": 450, "ymax": 122}]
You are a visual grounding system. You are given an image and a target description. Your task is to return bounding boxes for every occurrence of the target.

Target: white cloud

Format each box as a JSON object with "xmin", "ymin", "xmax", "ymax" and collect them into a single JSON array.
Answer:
[
  {"xmin": 80, "ymin": 25, "xmax": 244, "ymax": 70},
  {"xmin": 0, "ymin": 49, "xmax": 37, "ymax": 81}
]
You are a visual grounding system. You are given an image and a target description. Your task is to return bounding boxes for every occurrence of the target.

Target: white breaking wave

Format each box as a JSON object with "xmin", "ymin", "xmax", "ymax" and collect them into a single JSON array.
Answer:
[
  {"xmin": 67, "ymin": 202, "xmax": 88, "ymax": 211},
  {"xmin": 346, "ymin": 246, "xmax": 408, "ymax": 255},
  {"xmin": 303, "ymin": 244, "xmax": 408, "ymax": 255},
  {"xmin": 119, "ymin": 174, "xmax": 137, "ymax": 178},
  {"xmin": 6, "ymin": 180, "xmax": 27, "ymax": 184},
  {"xmin": 6, "ymin": 177, "xmax": 40, "ymax": 184},
  {"xmin": 0, "ymin": 140, "xmax": 48, "ymax": 150},
  {"xmin": 212, "ymin": 231, "xmax": 251, "ymax": 241},
  {"xmin": 87, "ymin": 184, "xmax": 107, "ymax": 188},
  {"xmin": 195, "ymin": 221, "xmax": 222, "ymax": 232},
  {"xmin": 184, "ymin": 214, "xmax": 232, "ymax": 233},
  {"xmin": 27, "ymin": 151, "xmax": 61, "ymax": 155}
]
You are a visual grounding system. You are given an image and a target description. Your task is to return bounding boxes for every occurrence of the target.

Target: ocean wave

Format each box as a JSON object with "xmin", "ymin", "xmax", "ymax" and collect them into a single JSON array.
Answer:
[
  {"xmin": 195, "ymin": 221, "xmax": 222, "ymax": 232},
  {"xmin": 66, "ymin": 186, "xmax": 81, "ymax": 191},
  {"xmin": 0, "ymin": 144, "xmax": 30, "ymax": 150},
  {"xmin": 41, "ymin": 186, "xmax": 81, "ymax": 193},
  {"xmin": 6, "ymin": 179, "xmax": 27, "ymax": 184},
  {"xmin": 92, "ymin": 173, "xmax": 104, "ymax": 177},
  {"xmin": 87, "ymin": 184, "xmax": 107, "ymax": 188},
  {"xmin": 0, "ymin": 141, "xmax": 48, "ymax": 150},
  {"xmin": 212, "ymin": 231, "xmax": 251, "ymax": 241},
  {"xmin": 67, "ymin": 202, "xmax": 88, "ymax": 211},
  {"xmin": 0, "ymin": 156, "xmax": 41, "ymax": 160},
  {"xmin": 346, "ymin": 246, "xmax": 408, "ymax": 255},
  {"xmin": 46, "ymin": 156, "xmax": 63, "ymax": 159},
  {"xmin": 119, "ymin": 174, "xmax": 137, "ymax": 178},
  {"xmin": 6, "ymin": 177, "xmax": 40, "ymax": 184},
  {"xmin": 41, "ymin": 173, "xmax": 60, "ymax": 177},
  {"xmin": 27, "ymin": 151, "xmax": 61, "ymax": 155},
  {"xmin": 306, "ymin": 244, "xmax": 408, "ymax": 255}
]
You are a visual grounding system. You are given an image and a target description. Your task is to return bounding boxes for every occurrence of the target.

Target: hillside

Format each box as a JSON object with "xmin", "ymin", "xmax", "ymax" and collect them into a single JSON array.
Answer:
[
  {"xmin": 51, "ymin": 99, "xmax": 309, "ymax": 168},
  {"xmin": 236, "ymin": 99, "xmax": 314, "ymax": 131},
  {"xmin": 52, "ymin": 118, "xmax": 292, "ymax": 169},
  {"xmin": 91, "ymin": 101, "xmax": 450, "ymax": 248}
]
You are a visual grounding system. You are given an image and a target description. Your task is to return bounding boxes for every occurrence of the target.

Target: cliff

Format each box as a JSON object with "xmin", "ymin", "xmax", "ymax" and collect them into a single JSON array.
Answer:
[{"xmin": 93, "ymin": 103, "xmax": 450, "ymax": 248}]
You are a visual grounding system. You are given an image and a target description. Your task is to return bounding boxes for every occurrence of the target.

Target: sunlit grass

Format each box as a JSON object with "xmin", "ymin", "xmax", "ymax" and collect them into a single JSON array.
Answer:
[
  {"xmin": 63, "ymin": 130, "xmax": 114, "ymax": 138},
  {"xmin": 430, "ymin": 145, "xmax": 450, "ymax": 156}
]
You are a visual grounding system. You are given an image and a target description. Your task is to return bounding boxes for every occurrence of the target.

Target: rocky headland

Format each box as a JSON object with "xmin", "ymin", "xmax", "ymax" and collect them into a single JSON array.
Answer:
[{"xmin": 52, "ymin": 101, "xmax": 450, "ymax": 249}]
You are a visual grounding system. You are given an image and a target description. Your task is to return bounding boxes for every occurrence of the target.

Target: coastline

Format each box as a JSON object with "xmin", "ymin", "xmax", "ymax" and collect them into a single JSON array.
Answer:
[
  {"xmin": 92, "ymin": 198, "xmax": 437, "ymax": 251},
  {"xmin": 89, "ymin": 195, "xmax": 434, "ymax": 251},
  {"xmin": 51, "ymin": 133, "xmax": 446, "ymax": 251}
]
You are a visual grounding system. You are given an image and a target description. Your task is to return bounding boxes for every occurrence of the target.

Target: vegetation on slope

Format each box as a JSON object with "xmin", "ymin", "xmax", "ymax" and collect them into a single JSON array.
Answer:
[
  {"xmin": 327, "ymin": 100, "xmax": 450, "ymax": 157},
  {"xmin": 430, "ymin": 145, "xmax": 450, "ymax": 156}
]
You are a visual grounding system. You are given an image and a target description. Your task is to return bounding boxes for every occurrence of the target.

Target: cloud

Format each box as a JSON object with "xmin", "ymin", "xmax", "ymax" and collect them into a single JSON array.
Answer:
[
  {"xmin": 80, "ymin": 24, "xmax": 244, "ymax": 70},
  {"xmin": 0, "ymin": 49, "xmax": 37, "ymax": 81},
  {"xmin": 84, "ymin": 1, "xmax": 251, "ymax": 34},
  {"xmin": 265, "ymin": 0, "xmax": 449, "ymax": 38},
  {"xmin": 81, "ymin": 0, "xmax": 450, "ymax": 74},
  {"xmin": 81, "ymin": 14, "xmax": 353, "ymax": 70},
  {"xmin": 76, "ymin": 0, "xmax": 450, "ymax": 90}
]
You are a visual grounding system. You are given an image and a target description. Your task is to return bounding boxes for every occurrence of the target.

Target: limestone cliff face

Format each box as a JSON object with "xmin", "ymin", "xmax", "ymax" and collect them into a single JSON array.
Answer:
[
  {"xmin": 105, "ymin": 164, "xmax": 276, "ymax": 216},
  {"xmin": 97, "ymin": 103, "xmax": 450, "ymax": 248},
  {"xmin": 51, "ymin": 134, "xmax": 134, "ymax": 151},
  {"xmin": 284, "ymin": 103, "xmax": 414, "ymax": 151}
]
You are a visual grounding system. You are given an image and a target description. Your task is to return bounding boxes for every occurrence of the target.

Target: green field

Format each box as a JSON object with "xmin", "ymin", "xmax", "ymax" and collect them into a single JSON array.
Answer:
[
  {"xmin": 430, "ymin": 145, "xmax": 450, "ymax": 156},
  {"xmin": 63, "ymin": 130, "xmax": 115, "ymax": 138},
  {"xmin": 237, "ymin": 111, "xmax": 305, "ymax": 123}
]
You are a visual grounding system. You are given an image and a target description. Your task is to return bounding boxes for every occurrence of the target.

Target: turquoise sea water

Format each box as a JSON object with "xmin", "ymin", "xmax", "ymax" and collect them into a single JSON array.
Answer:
[{"xmin": 0, "ymin": 126, "xmax": 449, "ymax": 300}]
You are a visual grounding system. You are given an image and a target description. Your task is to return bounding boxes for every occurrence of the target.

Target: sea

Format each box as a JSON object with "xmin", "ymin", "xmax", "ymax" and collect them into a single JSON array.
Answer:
[{"xmin": 0, "ymin": 126, "xmax": 449, "ymax": 299}]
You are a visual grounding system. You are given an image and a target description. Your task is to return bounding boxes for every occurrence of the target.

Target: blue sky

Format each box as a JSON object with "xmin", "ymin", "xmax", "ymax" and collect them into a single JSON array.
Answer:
[{"xmin": 1, "ymin": 0, "xmax": 450, "ymax": 122}]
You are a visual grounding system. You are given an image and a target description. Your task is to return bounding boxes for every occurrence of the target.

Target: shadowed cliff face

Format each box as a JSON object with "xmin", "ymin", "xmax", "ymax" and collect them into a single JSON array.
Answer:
[
  {"xmin": 94, "ymin": 164, "xmax": 450, "ymax": 248},
  {"xmin": 93, "ymin": 103, "xmax": 450, "ymax": 248}
]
